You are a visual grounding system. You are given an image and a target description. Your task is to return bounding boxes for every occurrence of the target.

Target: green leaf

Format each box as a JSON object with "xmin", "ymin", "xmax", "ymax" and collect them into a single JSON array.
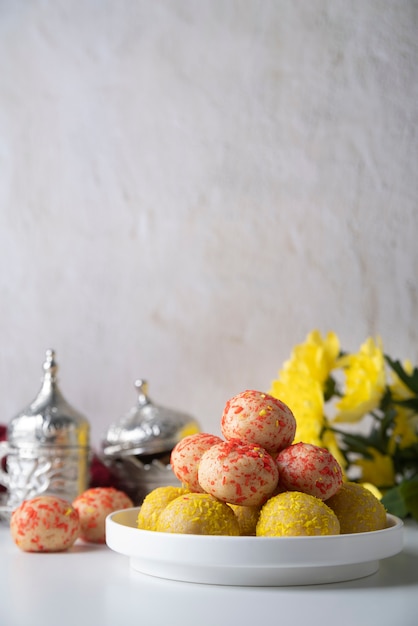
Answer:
[
  {"xmin": 394, "ymin": 442, "xmax": 418, "ymax": 465},
  {"xmin": 394, "ymin": 397, "xmax": 418, "ymax": 411},
  {"xmin": 337, "ymin": 432, "xmax": 374, "ymax": 457},
  {"xmin": 379, "ymin": 388, "xmax": 394, "ymax": 412},
  {"xmin": 385, "ymin": 356, "xmax": 418, "ymax": 394},
  {"xmin": 336, "ymin": 423, "xmax": 389, "ymax": 456},
  {"xmin": 323, "ymin": 375, "xmax": 340, "ymax": 402},
  {"xmin": 399, "ymin": 478, "xmax": 418, "ymax": 522},
  {"xmin": 381, "ymin": 485, "xmax": 409, "ymax": 518},
  {"xmin": 382, "ymin": 479, "xmax": 418, "ymax": 520},
  {"xmin": 378, "ymin": 406, "xmax": 397, "ymax": 432},
  {"xmin": 366, "ymin": 425, "xmax": 390, "ymax": 454}
]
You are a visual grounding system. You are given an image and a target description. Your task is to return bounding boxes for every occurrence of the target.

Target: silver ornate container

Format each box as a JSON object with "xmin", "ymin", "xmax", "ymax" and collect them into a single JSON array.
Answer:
[
  {"xmin": 100, "ymin": 379, "xmax": 200, "ymax": 504},
  {"xmin": 0, "ymin": 349, "xmax": 90, "ymax": 510}
]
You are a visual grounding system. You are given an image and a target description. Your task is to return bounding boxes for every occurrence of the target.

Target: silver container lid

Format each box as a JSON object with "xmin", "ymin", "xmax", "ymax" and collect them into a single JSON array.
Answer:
[
  {"xmin": 7, "ymin": 349, "xmax": 90, "ymax": 450},
  {"xmin": 101, "ymin": 379, "xmax": 200, "ymax": 458}
]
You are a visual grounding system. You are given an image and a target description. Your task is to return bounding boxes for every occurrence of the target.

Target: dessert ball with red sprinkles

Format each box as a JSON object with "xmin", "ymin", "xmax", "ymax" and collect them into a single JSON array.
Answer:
[
  {"xmin": 73, "ymin": 487, "xmax": 133, "ymax": 544},
  {"xmin": 221, "ymin": 390, "xmax": 296, "ymax": 454},
  {"xmin": 10, "ymin": 495, "xmax": 80, "ymax": 552},
  {"xmin": 170, "ymin": 432, "xmax": 223, "ymax": 492},
  {"xmin": 276, "ymin": 442, "xmax": 343, "ymax": 500},
  {"xmin": 198, "ymin": 438, "xmax": 279, "ymax": 506}
]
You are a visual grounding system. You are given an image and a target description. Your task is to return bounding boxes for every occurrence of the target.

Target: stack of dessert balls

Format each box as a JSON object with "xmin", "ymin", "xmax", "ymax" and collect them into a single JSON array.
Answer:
[{"xmin": 137, "ymin": 390, "xmax": 388, "ymax": 537}]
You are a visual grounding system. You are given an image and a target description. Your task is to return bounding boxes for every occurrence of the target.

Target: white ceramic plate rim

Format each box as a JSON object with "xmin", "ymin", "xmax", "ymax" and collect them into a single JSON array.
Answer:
[{"xmin": 106, "ymin": 507, "xmax": 403, "ymax": 582}]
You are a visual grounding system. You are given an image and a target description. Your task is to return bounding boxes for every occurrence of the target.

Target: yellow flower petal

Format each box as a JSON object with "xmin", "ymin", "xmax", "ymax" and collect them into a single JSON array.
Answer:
[
  {"xmin": 334, "ymin": 336, "xmax": 386, "ymax": 422},
  {"xmin": 285, "ymin": 330, "xmax": 340, "ymax": 384},
  {"xmin": 360, "ymin": 482, "xmax": 383, "ymax": 500},
  {"xmin": 388, "ymin": 408, "xmax": 418, "ymax": 452},
  {"xmin": 355, "ymin": 449, "xmax": 395, "ymax": 489},
  {"xmin": 269, "ymin": 330, "xmax": 341, "ymax": 450}
]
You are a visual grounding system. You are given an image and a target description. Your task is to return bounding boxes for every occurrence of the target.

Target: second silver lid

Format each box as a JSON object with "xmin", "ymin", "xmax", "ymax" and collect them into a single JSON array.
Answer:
[{"xmin": 102, "ymin": 379, "xmax": 200, "ymax": 458}]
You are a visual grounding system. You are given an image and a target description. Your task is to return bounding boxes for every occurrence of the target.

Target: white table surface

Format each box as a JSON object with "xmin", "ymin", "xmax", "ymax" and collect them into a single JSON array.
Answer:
[{"xmin": 0, "ymin": 518, "xmax": 417, "ymax": 626}]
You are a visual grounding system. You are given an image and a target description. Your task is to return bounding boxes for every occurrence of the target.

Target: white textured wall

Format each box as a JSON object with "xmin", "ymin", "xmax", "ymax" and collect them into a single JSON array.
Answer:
[{"xmin": 1, "ymin": 1, "xmax": 417, "ymax": 447}]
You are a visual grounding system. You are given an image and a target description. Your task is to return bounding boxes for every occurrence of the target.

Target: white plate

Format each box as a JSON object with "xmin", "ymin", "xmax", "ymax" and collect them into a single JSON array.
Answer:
[{"xmin": 105, "ymin": 507, "xmax": 403, "ymax": 586}]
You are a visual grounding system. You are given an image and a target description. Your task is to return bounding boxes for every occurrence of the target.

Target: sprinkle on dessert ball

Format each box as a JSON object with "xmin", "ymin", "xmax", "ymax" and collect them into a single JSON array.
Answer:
[
  {"xmin": 198, "ymin": 438, "xmax": 279, "ymax": 506},
  {"xmin": 325, "ymin": 482, "xmax": 387, "ymax": 534},
  {"xmin": 137, "ymin": 486, "xmax": 190, "ymax": 530},
  {"xmin": 256, "ymin": 491, "xmax": 340, "ymax": 537},
  {"xmin": 170, "ymin": 432, "xmax": 223, "ymax": 492},
  {"xmin": 10, "ymin": 496, "xmax": 80, "ymax": 552},
  {"xmin": 156, "ymin": 493, "xmax": 240, "ymax": 535},
  {"xmin": 221, "ymin": 390, "xmax": 296, "ymax": 454},
  {"xmin": 276, "ymin": 442, "xmax": 343, "ymax": 500},
  {"xmin": 73, "ymin": 487, "xmax": 133, "ymax": 543}
]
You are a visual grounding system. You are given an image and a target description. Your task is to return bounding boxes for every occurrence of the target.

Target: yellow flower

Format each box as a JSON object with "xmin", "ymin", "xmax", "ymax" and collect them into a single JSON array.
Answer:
[
  {"xmin": 268, "ymin": 330, "xmax": 418, "ymax": 514},
  {"xmin": 334, "ymin": 337, "xmax": 386, "ymax": 422},
  {"xmin": 269, "ymin": 330, "xmax": 340, "ymax": 449},
  {"xmin": 178, "ymin": 422, "xmax": 200, "ymax": 439},
  {"xmin": 360, "ymin": 482, "xmax": 383, "ymax": 500},
  {"xmin": 284, "ymin": 330, "xmax": 340, "ymax": 384},
  {"xmin": 355, "ymin": 449, "xmax": 395, "ymax": 489},
  {"xmin": 269, "ymin": 369, "xmax": 325, "ymax": 447},
  {"xmin": 388, "ymin": 408, "xmax": 418, "ymax": 453},
  {"xmin": 388, "ymin": 360, "xmax": 418, "ymax": 445}
]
